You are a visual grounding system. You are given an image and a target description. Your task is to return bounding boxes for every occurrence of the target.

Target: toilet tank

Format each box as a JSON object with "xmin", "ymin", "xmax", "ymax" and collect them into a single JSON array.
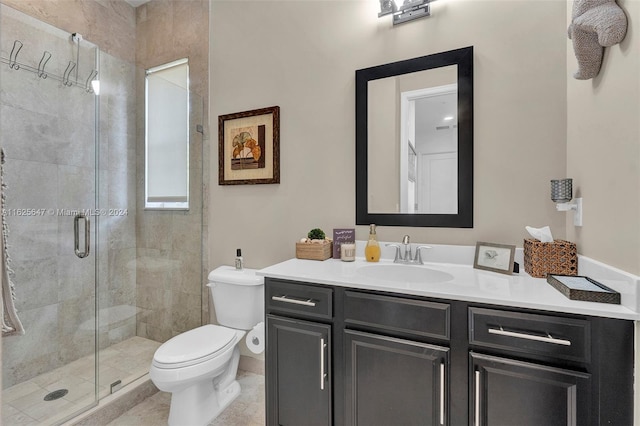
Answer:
[{"xmin": 207, "ymin": 266, "xmax": 264, "ymax": 330}]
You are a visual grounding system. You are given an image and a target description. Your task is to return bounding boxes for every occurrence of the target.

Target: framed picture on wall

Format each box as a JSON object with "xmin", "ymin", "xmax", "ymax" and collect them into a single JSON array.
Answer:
[
  {"xmin": 218, "ymin": 106, "xmax": 280, "ymax": 185},
  {"xmin": 473, "ymin": 242, "xmax": 516, "ymax": 275}
]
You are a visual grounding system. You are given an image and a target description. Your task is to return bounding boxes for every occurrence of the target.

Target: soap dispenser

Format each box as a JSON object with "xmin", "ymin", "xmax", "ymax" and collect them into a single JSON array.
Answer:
[
  {"xmin": 235, "ymin": 248, "xmax": 243, "ymax": 270},
  {"xmin": 365, "ymin": 224, "xmax": 381, "ymax": 262}
]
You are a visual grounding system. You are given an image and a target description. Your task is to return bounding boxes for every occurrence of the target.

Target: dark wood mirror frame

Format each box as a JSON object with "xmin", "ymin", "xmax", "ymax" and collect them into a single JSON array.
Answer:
[{"xmin": 356, "ymin": 46, "xmax": 474, "ymax": 228}]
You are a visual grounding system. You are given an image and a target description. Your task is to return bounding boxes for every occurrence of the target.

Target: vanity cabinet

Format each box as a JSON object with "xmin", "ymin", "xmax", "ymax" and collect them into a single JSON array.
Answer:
[
  {"xmin": 344, "ymin": 330, "xmax": 448, "ymax": 426},
  {"xmin": 343, "ymin": 291, "xmax": 451, "ymax": 426},
  {"xmin": 264, "ymin": 277, "xmax": 634, "ymax": 426},
  {"xmin": 467, "ymin": 307, "xmax": 620, "ymax": 426},
  {"xmin": 267, "ymin": 316, "xmax": 331, "ymax": 426},
  {"xmin": 265, "ymin": 280, "xmax": 334, "ymax": 426},
  {"xmin": 471, "ymin": 352, "xmax": 591, "ymax": 426}
]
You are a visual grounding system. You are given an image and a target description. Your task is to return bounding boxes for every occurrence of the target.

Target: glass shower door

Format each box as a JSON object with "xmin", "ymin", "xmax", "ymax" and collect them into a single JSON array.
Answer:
[{"xmin": 1, "ymin": 4, "xmax": 99, "ymax": 424}]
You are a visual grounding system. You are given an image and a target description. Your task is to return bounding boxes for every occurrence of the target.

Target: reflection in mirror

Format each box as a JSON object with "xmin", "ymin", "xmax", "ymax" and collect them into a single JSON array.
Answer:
[
  {"xmin": 356, "ymin": 46, "xmax": 473, "ymax": 227},
  {"xmin": 368, "ymin": 66, "xmax": 458, "ymax": 214}
]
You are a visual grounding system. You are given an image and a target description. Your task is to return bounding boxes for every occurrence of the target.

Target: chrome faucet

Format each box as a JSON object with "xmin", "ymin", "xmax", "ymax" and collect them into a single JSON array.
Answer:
[
  {"xmin": 386, "ymin": 235, "xmax": 432, "ymax": 265},
  {"xmin": 402, "ymin": 235, "xmax": 412, "ymax": 262}
]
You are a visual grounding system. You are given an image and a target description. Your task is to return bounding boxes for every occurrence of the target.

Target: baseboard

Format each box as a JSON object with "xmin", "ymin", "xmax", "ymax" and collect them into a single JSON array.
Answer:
[{"xmin": 239, "ymin": 355, "xmax": 265, "ymax": 375}]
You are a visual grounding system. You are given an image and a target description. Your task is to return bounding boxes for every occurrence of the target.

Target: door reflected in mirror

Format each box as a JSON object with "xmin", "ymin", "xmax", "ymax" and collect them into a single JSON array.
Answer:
[{"xmin": 368, "ymin": 66, "xmax": 458, "ymax": 214}]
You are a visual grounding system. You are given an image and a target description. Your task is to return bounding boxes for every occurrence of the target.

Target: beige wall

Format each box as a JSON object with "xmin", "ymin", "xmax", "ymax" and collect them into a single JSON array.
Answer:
[
  {"xmin": 209, "ymin": 0, "xmax": 568, "ymax": 270},
  {"xmin": 566, "ymin": 0, "xmax": 640, "ymax": 275}
]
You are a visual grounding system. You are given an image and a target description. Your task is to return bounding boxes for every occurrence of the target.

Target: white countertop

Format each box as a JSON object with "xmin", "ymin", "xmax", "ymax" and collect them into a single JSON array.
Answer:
[{"xmin": 257, "ymin": 246, "xmax": 640, "ymax": 321}]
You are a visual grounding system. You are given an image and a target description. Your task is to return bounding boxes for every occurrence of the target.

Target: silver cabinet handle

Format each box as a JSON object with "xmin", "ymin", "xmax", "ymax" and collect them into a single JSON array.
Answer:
[
  {"xmin": 474, "ymin": 370, "xmax": 480, "ymax": 426},
  {"xmin": 488, "ymin": 326, "xmax": 571, "ymax": 346},
  {"xmin": 440, "ymin": 362, "xmax": 445, "ymax": 425},
  {"xmin": 320, "ymin": 337, "xmax": 327, "ymax": 390},
  {"xmin": 271, "ymin": 295, "xmax": 316, "ymax": 307},
  {"xmin": 74, "ymin": 213, "xmax": 90, "ymax": 259}
]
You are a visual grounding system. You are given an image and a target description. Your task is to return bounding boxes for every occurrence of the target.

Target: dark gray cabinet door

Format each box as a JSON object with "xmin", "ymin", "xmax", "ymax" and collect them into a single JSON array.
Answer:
[
  {"xmin": 471, "ymin": 352, "xmax": 591, "ymax": 426},
  {"xmin": 344, "ymin": 330, "xmax": 449, "ymax": 426},
  {"xmin": 266, "ymin": 315, "xmax": 331, "ymax": 426}
]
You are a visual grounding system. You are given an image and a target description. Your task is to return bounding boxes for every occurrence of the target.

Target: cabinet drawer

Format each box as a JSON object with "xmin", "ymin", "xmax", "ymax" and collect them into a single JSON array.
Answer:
[
  {"xmin": 469, "ymin": 307, "xmax": 590, "ymax": 363},
  {"xmin": 345, "ymin": 291, "xmax": 450, "ymax": 341},
  {"xmin": 266, "ymin": 279, "xmax": 333, "ymax": 320}
]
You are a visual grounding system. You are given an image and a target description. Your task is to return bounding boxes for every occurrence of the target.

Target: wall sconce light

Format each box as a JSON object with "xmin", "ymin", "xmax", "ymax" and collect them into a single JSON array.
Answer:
[
  {"xmin": 551, "ymin": 178, "xmax": 583, "ymax": 226},
  {"xmin": 379, "ymin": 0, "xmax": 434, "ymax": 25}
]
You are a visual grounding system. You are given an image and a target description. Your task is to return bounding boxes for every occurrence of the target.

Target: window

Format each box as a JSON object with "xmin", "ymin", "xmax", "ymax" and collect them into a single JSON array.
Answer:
[{"xmin": 145, "ymin": 58, "xmax": 189, "ymax": 209}]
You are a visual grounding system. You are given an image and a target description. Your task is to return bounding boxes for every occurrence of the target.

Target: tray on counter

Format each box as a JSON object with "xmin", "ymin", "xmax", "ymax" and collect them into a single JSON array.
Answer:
[{"xmin": 546, "ymin": 274, "xmax": 620, "ymax": 304}]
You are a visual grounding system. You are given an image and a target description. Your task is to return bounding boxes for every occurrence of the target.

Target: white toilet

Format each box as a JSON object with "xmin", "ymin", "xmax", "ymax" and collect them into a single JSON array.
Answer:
[{"xmin": 149, "ymin": 266, "xmax": 264, "ymax": 426}]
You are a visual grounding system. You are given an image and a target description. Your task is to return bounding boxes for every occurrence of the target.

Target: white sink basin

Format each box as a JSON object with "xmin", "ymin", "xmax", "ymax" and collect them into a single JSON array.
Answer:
[{"xmin": 356, "ymin": 264, "xmax": 454, "ymax": 284}]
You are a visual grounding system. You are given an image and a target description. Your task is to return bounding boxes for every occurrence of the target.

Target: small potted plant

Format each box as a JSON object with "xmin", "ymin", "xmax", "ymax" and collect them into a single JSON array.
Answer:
[{"xmin": 296, "ymin": 228, "xmax": 333, "ymax": 260}]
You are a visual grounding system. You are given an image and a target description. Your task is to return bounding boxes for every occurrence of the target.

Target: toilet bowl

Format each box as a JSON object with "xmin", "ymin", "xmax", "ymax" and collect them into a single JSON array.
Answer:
[{"xmin": 149, "ymin": 266, "xmax": 264, "ymax": 426}]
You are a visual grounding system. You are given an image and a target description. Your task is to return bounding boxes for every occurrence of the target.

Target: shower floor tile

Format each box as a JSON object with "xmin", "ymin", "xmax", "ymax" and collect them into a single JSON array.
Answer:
[{"xmin": 2, "ymin": 336, "xmax": 161, "ymax": 426}]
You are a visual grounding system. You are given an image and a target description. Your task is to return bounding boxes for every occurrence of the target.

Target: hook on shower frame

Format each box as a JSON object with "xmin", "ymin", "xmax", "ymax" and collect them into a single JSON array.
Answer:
[
  {"xmin": 9, "ymin": 40, "xmax": 23, "ymax": 69},
  {"xmin": 62, "ymin": 61, "xmax": 76, "ymax": 86},
  {"xmin": 37, "ymin": 51, "xmax": 51, "ymax": 79},
  {"xmin": 3, "ymin": 34, "xmax": 98, "ymax": 93},
  {"xmin": 85, "ymin": 69, "xmax": 98, "ymax": 93}
]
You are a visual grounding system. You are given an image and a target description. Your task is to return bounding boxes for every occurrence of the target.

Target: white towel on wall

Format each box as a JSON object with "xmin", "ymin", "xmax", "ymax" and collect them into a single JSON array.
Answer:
[{"xmin": 1, "ymin": 147, "xmax": 25, "ymax": 336}]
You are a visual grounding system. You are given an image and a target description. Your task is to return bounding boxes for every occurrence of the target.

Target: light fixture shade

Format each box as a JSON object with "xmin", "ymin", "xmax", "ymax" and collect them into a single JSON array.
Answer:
[
  {"xmin": 379, "ymin": 0, "xmax": 395, "ymax": 17},
  {"xmin": 379, "ymin": 0, "xmax": 434, "ymax": 24},
  {"xmin": 551, "ymin": 178, "xmax": 572, "ymax": 203},
  {"xmin": 396, "ymin": 0, "xmax": 427, "ymax": 13}
]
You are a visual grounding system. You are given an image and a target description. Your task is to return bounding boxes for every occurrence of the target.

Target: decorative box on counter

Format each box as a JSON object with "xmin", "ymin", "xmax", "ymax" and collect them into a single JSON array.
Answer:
[
  {"xmin": 295, "ymin": 240, "xmax": 333, "ymax": 261},
  {"xmin": 523, "ymin": 239, "xmax": 577, "ymax": 278}
]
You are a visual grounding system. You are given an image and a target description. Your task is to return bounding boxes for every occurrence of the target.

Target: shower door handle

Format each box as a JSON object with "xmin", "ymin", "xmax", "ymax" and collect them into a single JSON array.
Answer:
[{"xmin": 74, "ymin": 213, "xmax": 90, "ymax": 258}]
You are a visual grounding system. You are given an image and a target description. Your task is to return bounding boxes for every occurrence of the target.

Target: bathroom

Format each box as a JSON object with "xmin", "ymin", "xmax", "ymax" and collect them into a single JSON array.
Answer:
[{"xmin": 1, "ymin": 0, "xmax": 639, "ymax": 425}]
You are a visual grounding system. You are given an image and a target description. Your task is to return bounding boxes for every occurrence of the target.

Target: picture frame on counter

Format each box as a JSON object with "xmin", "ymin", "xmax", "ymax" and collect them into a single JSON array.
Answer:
[
  {"xmin": 473, "ymin": 241, "xmax": 516, "ymax": 275},
  {"xmin": 218, "ymin": 106, "xmax": 280, "ymax": 185}
]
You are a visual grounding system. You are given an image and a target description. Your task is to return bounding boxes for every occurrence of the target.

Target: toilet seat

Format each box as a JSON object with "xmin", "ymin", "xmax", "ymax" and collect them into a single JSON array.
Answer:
[{"xmin": 153, "ymin": 324, "xmax": 237, "ymax": 369}]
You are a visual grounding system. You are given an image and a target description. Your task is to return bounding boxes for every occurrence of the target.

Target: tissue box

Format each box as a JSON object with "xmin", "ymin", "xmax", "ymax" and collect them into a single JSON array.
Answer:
[{"xmin": 523, "ymin": 239, "xmax": 578, "ymax": 278}]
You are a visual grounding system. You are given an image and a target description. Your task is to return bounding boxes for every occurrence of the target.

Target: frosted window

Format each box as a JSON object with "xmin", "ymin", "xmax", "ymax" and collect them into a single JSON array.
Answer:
[{"xmin": 145, "ymin": 59, "xmax": 189, "ymax": 209}]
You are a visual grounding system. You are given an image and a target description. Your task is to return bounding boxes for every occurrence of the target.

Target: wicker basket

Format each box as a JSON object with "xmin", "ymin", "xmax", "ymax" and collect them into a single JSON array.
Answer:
[
  {"xmin": 523, "ymin": 239, "xmax": 577, "ymax": 278},
  {"xmin": 296, "ymin": 241, "xmax": 333, "ymax": 261}
]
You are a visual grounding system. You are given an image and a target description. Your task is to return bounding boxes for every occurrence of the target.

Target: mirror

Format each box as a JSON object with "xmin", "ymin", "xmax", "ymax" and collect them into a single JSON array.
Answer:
[{"xmin": 356, "ymin": 46, "xmax": 473, "ymax": 227}]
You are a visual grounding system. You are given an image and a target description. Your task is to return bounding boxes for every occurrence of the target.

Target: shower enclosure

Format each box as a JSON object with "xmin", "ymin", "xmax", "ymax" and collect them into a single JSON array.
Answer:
[
  {"xmin": 1, "ymin": 3, "xmax": 205, "ymax": 424},
  {"xmin": 1, "ymin": 5, "xmax": 103, "ymax": 423}
]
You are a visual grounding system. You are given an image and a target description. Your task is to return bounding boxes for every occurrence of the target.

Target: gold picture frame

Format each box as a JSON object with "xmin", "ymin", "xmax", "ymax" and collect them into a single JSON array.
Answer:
[
  {"xmin": 218, "ymin": 106, "xmax": 280, "ymax": 185},
  {"xmin": 473, "ymin": 241, "xmax": 516, "ymax": 275}
]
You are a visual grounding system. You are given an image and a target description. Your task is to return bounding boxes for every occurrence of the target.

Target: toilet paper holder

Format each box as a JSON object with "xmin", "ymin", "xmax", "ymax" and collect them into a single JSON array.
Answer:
[{"xmin": 246, "ymin": 322, "xmax": 265, "ymax": 354}]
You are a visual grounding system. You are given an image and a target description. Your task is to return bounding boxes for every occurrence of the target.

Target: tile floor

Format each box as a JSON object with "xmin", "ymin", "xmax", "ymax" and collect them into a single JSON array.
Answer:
[
  {"xmin": 107, "ymin": 370, "xmax": 265, "ymax": 426},
  {"xmin": 2, "ymin": 336, "xmax": 161, "ymax": 426}
]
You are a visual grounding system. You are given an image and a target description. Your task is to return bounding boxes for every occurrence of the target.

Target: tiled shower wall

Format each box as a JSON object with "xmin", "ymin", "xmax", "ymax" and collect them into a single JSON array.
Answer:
[
  {"xmin": 1, "ymin": 1, "xmax": 209, "ymax": 383},
  {"xmin": 0, "ymin": 4, "xmax": 137, "ymax": 387},
  {"xmin": 134, "ymin": 0, "xmax": 208, "ymax": 342}
]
